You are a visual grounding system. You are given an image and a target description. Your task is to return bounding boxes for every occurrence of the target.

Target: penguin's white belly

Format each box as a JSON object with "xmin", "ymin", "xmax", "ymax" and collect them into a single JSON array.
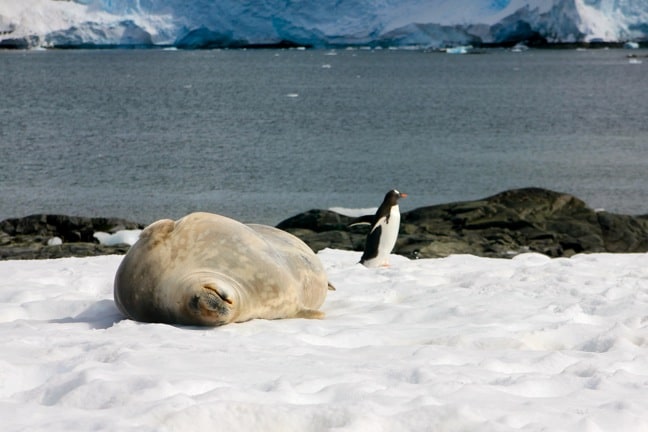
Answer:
[{"xmin": 367, "ymin": 206, "xmax": 400, "ymax": 266}]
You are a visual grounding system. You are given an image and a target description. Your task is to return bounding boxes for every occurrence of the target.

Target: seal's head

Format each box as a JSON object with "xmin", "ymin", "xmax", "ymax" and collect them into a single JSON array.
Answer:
[{"xmin": 166, "ymin": 270, "xmax": 243, "ymax": 326}]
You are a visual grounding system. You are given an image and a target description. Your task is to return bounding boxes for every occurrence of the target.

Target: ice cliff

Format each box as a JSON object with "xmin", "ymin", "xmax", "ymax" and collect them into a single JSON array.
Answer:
[{"xmin": 0, "ymin": 0, "xmax": 646, "ymax": 49}]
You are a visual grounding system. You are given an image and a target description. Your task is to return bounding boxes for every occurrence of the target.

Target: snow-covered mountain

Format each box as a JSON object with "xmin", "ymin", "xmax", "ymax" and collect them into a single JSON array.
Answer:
[{"xmin": 1, "ymin": 0, "xmax": 646, "ymax": 49}]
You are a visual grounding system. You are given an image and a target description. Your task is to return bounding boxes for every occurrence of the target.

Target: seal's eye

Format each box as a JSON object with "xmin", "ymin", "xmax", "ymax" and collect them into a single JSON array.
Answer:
[{"xmin": 204, "ymin": 283, "xmax": 233, "ymax": 305}]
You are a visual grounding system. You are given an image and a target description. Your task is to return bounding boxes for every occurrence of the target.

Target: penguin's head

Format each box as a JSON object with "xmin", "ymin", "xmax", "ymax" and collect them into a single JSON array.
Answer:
[{"xmin": 384, "ymin": 189, "xmax": 408, "ymax": 205}]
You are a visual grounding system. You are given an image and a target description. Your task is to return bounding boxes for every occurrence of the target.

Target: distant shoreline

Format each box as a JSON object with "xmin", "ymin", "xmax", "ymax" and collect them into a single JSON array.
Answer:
[{"xmin": 1, "ymin": 39, "xmax": 645, "ymax": 51}]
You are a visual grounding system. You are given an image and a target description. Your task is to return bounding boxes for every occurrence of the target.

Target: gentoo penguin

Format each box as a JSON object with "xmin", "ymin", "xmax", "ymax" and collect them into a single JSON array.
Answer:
[{"xmin": 359, "ymin": 189, "xmax": 407, "ymax": 267}]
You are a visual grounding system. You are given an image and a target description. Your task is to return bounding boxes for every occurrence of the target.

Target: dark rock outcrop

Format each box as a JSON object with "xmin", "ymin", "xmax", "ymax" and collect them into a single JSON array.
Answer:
[
  {"xmin": 277, "ymin": 188, "xmax": 648, "ymax": 259},
  {"xmin": 0, "ymin": 214, "xmax": 143, "ymax": 260},
  {"xmin": 2, "ymin": 188, "xmax": 647, "ymax": 260}
]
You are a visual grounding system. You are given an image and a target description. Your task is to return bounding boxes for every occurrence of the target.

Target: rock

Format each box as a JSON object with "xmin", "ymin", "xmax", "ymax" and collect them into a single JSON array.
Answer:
[
  {"xmin": 0, "ymin": 214, "xmax": 144, "ymax": 260},
  {"xmin": 597, "ymin": 212, "xmax": 648, "ymax": 252},
  {"xmin": 2, "ymin": 188, "xmax": 648, "ymax": 260},
  {"xmin": 277, "ymin": 188, "xmax": 648, "ymax": 259},
  {"xmin": 276, "ymin": 209, "xmax": 354, "ymax": 232},
  {"xmin": 0, "ymin": 242, "xmax": 132, "ymax": 260},
  {"xmin": 0, "ymin": 214, "xmax": 142, "ymax": 242},
  {"xmin": 279, "ymin": 228, "xmax": 357, "ymax": 253}
]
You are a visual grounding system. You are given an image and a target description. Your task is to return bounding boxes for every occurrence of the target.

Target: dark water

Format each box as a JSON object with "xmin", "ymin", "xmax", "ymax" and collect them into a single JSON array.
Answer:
[{"xmin": 1, "ymin": 48, "xmax": 647, "ymax": 225}]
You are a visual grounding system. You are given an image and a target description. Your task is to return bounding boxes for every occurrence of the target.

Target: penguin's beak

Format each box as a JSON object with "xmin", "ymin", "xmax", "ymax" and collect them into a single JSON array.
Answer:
[{"xmin": 400, "ymin": 192, "xmax": 408, "ymax": 199}]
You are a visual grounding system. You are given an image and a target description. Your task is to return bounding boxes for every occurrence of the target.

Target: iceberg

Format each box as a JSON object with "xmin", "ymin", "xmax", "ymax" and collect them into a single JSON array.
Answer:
[
  {"xmin": 0, "ymin": 0, "xmax": 647, "ymax": 49},
  {"xmin": 445, "ymin": 45, "xmax": 475, "ymax": 54}
]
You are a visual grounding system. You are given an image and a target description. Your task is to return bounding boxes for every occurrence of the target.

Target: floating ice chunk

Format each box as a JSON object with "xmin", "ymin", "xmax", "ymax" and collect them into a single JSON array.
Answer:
[
  {"xmin": 445, "ymin": 45, "xmax": 473, "ymax": 54},
  {"xmin": 511, "ymin": 42, "xmax": 529, "ymax": 52},
  {"xmin": 624, "ymin": 41, "xmax": 640, "ymax": 49}
]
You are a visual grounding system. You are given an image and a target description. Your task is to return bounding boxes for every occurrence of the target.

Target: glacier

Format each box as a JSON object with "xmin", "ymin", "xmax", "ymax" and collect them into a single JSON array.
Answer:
[{"xmin": 0, "ymin": 0, "xmax": 646, "ymax": 49}]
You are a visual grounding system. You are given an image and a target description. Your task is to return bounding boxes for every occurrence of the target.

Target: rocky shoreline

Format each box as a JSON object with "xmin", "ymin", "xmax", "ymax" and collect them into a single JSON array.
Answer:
[
  {"xmin": 2, "ymin": 188, "xmax": 648, "ymax": 261},
  {"xmin": 0, "ymin": 215, "xmax": 143, "ymax": 260},
  {"xmin": 279, "ymin": 188, "xmax": 648, "ymax": 259}
]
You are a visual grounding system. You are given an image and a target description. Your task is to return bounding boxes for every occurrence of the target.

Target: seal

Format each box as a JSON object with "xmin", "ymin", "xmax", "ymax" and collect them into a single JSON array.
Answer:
[{"xmin": 114, "ymin": 212, "xmax": 331, "ymax": 326}]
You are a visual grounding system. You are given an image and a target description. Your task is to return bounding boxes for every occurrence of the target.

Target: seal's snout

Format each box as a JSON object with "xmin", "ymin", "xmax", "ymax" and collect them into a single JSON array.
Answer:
[{"xmin": 183, "ymin": 283, "xmax": 234, "ymax": 326}]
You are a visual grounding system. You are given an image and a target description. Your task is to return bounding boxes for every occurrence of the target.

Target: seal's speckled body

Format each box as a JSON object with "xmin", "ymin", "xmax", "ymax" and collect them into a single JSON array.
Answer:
[{"xmin": 114, "ymin": 212, "xmax": 329, "ymax": 326}]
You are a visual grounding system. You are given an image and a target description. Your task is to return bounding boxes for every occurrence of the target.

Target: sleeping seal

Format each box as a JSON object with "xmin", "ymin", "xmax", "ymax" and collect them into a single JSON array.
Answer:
[{"xmin": 114, "ymin": 212, "xmax": 331, "ymax": 326}]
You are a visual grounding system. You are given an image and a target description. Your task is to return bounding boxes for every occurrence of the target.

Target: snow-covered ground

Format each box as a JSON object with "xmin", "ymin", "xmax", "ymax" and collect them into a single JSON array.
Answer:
[
  {"xmin": 1, "ymin": 0, "xmax": 647, "ymax": 48},
  {"xmin": 1, "ymin": 249, "xmax": 647, "ymax": 431}
]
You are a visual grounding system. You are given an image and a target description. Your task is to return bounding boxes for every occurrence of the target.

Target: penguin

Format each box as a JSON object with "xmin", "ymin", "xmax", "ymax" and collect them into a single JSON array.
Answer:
[{"xmin": 358, "ymin": 189, "xmax": 407, "ymax": 267}]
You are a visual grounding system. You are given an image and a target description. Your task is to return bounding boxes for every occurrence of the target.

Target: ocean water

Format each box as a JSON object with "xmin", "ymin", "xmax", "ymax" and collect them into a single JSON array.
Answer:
[{"xmin": 1, "ymin": 48, "xmax": 646, "ymax": 225}]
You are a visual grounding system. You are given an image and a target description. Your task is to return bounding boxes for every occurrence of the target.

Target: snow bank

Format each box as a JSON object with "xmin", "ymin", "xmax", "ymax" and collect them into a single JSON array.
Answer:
[
  {"xmin": 1, "ymin": 250, "xmax": 647, "ymax": 431},
  {"xmin": 93, "ymin": 229, "xmax": 142, "ymax": 247}
]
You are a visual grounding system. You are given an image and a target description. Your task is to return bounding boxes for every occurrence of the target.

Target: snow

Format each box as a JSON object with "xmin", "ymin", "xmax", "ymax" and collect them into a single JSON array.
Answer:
[
  {"xmin": 1, "ymin": 0, "xmax": 647, "ymax": 49},
  {"xmin": 1, "ymin": 249, "xmax": 648, "ymax": 431},
  {"xmin": 47, "ymin": 236, "xmax": 63, "ymax": 246},
  {"xmin": 328, "ymin": 207, "xmax": 377, "ymax": 217},
  {"xmin": 93, "ymin": 229, "xmax": 142, "ymax": 247}
]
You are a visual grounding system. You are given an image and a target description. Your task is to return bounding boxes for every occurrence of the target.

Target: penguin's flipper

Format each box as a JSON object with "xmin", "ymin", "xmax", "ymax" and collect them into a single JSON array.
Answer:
[
  {"xmin": 348, "ymin": 214, "xmax": 374, "ymax": 227},
  {"xmin": 348, "ymin": 221, "xmax": 371, "ymax": 228},
  {"xmin": 360, "ymin": 223, "xmax": 383, "ymax": 263}
]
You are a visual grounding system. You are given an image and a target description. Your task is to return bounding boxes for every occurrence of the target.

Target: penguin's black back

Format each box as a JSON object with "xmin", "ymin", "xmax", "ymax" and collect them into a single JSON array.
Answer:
[
  {"xmin": 371, "ymin": 190, "xmax": 401, "ymax": 225},
  {"xmin": 360, "ymin": 224, "xmax": 382, "ymax": 263}
]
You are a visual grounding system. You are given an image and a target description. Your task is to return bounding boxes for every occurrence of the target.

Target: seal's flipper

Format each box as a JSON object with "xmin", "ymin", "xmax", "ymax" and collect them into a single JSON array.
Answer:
[
  {"xmin": 295, "ymin": 308, "xmax": 325, "ymax": 319},
  {"xmin": 328, "ymin": 282, "xmax": 336, "ymax": 291}
]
